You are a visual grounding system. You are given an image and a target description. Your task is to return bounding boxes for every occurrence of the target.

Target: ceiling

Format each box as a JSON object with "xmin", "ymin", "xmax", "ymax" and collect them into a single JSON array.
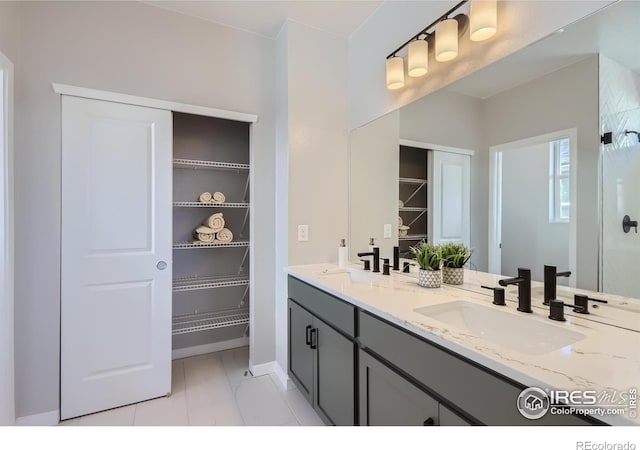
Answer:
[
  {"xmin": 447, "ymin": 1, "xmax": 640, "ymax": 99},
  {"xmin": 145, "ymin": 0, "xmax": 383, "ymax": 38}
]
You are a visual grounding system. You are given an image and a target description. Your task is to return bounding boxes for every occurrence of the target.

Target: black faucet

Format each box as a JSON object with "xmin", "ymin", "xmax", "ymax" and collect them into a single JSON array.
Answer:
[
  {"xmin": 357, "ymin": 247, "xmax": 380, "ymax": 273},
  {"xmin": 393, "ymin": 246, "xmax": 400, "ymax": 271},
  {"xmin": 498, "ymin": 268, "xmax": 532, "ymax": 313},
  {"xmin": 543, "ymin": 265, "xmax": 571, "ymax": 306}
]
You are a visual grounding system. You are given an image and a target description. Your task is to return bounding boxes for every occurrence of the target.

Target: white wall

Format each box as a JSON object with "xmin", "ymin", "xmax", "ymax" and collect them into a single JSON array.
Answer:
[
  {"xmin": 484, "ymin": 56, "xmax": 599, "ymax": 290},
  {"xmin": 275, "ymin": 19, "xmax": 349, "ymax": 378},
  {"xmin": 0, "ymin": 1, "xmax": 19, "ymax": 426},
  {"xmin": 274, "ymin": 22, "xmax": 289, "ymax": 386},
  {"xmin": 600, "ymin": 55, "xmax": 640, "ymax": 297},
  {"xmin": 399, "ymin": 90, "xmax": 484, "ymax": 269},
  {"xmin": 349, "ymin": 0, "xmax": 612, "ymax": 130},
  {"xmin": 12, "ymin": 1, "xmax": 276, "ymax": 419},
  {"xmin": 349, "ymin": 110, "xmax": 399, "ymax": 261},
  {"xmin": 501, "ymin": 143, "xmax": 569, "ymax": 281}
]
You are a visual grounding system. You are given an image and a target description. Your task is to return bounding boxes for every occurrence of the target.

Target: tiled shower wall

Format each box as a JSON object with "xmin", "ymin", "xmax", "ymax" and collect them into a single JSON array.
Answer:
[{"xmin": 599, "ymin": 55, "xmax": 640, "ymax": 297}]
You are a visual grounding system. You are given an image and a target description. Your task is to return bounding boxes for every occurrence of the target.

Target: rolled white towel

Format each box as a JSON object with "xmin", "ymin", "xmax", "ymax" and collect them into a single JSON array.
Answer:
[
  {"xmin": 398, "ymin": 216, "xmax": 403, "ymax": 227},
  {"xmin": 216, "ymin": 228, "xmax": 233, "ymax": 243},
  {"xmin": 193, "ymin": 230, "xmax": 215, "ymax": 242},
  {"xmin": 199, "ymin": 192, "xmax": 212, "ymax": 203},
  {"xmin": 205, "ymin": 213, "xmax": 225, "ymax": 233},
  {"xmin": 195, "ymin": 225, "xmax": 216, "ymax": 234},
  {"xmin": 398, "ymin": 199, "xmax": 404, "ymax": 208},
  {"xmin": 212, "ymin": 191, "xmax": 226, "ymax": 204}
]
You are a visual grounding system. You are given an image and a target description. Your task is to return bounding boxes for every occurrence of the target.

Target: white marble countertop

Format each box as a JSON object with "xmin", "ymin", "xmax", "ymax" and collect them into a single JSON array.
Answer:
[{"xmin": 286, "ymin": 263, "xmax": 640, "ymax": 426}]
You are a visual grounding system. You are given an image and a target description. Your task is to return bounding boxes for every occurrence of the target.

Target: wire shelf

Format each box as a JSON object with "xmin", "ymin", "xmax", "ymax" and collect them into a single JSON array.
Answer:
[
  {"xmin": 173, "ymin": 158, "xmax": 250, "ymax": 171},
  {"xmin": 173, "ymin": 275, "xmax": 250, "ymax": 292},
  {"xmin": 399, "ymin": 234, "xmax": 428, "ymax": 241},
  {"xmin": 172, "ymin": 309, "xmax": 250, "ymax": 335},
  {"xmin": 399, "ymin": 207, "xmax": 428, "ymax": 212},
  {"xmin": 173, "ymin": 201, "xmax": 249, "ymax": 208},
  {"xmin": 173, "ymin": 241, "xmax": 250, "ymax": 249},
  {"xmin": 399, "ymin": 177, "xmax": 427, "ymax": 185}
]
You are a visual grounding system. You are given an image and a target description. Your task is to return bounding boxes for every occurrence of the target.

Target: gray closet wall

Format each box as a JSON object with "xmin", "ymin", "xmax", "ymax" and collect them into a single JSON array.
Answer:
[{"xmin": 171, "ymin": 113, "xmax": 251, "ymax": 353}]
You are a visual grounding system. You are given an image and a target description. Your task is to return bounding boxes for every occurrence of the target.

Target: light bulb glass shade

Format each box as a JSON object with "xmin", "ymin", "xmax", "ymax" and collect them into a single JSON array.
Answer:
[
  {"xmin": 435, "ymin": 18, "xmax": 458, "ymax": 62},
  {"xmin": 470, "ymin": 0, "xmax": 497, "ymax": 41},
  {"xmin": 386, "ymin": 56, "xmax": 405, "ymax": 90},
  {"xmin": 408, "ymin": 40, "xmax": 429, "ymax": 77}
]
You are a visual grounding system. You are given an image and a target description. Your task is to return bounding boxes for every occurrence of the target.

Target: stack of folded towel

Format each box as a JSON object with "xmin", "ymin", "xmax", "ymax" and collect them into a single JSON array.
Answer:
[
  {"xmin": 199, "ymin": 191, "xmax": 226, "ymax": 204},
  {"xmin": 192, "ymin": 212, "xmax": 234, "ymax": 243}
]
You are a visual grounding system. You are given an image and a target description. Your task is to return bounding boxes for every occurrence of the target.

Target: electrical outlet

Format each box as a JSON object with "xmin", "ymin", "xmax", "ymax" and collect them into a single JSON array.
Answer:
[
  {"xmin": 384, "ymin": 223, "xmax": 392, "ymax": 238},
  {"xmin": 298, "ymin": 224, "xmax": 309, "ymax": 241}
]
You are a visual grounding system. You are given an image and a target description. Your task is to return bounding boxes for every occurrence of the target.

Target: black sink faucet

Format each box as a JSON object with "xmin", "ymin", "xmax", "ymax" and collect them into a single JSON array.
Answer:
[
  {"xmin": 498, "ymin": 268, "xmax": 532, "ymax": 313},
  {"xmin": 357, "ymin": 247, "xmax": 380, "ymax": 273},
  {"xmin": 543, "ymin": 265, "xmax": 571, "ymax": 306}
]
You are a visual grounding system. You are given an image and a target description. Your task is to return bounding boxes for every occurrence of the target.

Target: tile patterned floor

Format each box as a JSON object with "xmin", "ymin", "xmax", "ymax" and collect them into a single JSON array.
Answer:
[{"xmin": 59, "ymin": 347, "xmax": 325, "ymax": 426}]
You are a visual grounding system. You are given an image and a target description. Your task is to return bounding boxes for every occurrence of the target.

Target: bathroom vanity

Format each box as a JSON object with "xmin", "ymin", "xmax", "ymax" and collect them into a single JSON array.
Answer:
[{"xmin": 286, "ymin": 263, "xmax": 640, "ymax": 426}]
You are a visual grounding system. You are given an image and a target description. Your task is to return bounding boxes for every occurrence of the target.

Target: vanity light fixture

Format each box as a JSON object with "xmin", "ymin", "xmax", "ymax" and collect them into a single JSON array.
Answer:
[
  {"xmin": 385, "ymin": 0, "xmax": 498, "ymax": 90},
  {"xmin": 386, "ymin": 56, "xmax": 405, "ymax": 89},
  {"xmin": 469, "ymin": 0, "xmax": 497, "ymax": 42},
  {"xmin": 435, "ymin": 18, "xmax": 459, "ymax": 62},
  {"xmin": 408, "ymin": 39, "xmax": 429, "ymax": 77}
]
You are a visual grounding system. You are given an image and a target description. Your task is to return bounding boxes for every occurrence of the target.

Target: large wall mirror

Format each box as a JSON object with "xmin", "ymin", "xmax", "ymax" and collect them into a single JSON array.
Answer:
[{"xmin": 349, "ymin": 1, "xmax": 640, "ymax": 330}]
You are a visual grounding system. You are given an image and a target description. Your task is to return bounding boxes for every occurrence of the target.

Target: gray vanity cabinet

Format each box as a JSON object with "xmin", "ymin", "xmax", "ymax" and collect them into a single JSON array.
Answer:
[
  {"xmin": 287, "ymin": 277, "xmax": 357, "ymax": 425},
  {"xmin": 359, "ymin": 350, "xmax": 440, "ymax": 425},
  {"xmin": 288, "ymin": 299, "xmax": 314, "ymax": 403}
]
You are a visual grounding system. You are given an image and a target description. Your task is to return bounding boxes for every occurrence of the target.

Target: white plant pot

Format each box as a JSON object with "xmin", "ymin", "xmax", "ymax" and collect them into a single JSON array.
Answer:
[
  {"xmin": 443, "ymin": 267, "xmax": 464, "ymax": 285},
  {"xmin": 418, "ymin": 269, "xmax": 442, "ymax": 288}
]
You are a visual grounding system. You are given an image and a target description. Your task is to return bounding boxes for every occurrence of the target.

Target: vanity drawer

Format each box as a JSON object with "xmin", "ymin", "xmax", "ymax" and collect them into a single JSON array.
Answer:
[
  {"xmin": 288, "ymin": 276, "xmax": 356, "ymax": 337},
  {"xmin": 358, "ymin": 310, "xmax": 596, "ymax": 426}
]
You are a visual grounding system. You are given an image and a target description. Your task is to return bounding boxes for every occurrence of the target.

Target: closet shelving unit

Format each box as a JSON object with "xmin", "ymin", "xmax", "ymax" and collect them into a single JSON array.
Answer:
[
  {"xmin": 172, "ymin": 113, "xmax": 251, "ymax": 357},
  {"xmin": 399, "ymin": 145, "xmax": 429, "ymax": 256}
]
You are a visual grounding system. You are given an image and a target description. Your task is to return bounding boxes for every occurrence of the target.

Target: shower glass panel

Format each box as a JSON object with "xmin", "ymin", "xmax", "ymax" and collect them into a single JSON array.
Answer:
[{"xmin": 601, "ymin": 106, "xmax": 640, "ymax": 298}]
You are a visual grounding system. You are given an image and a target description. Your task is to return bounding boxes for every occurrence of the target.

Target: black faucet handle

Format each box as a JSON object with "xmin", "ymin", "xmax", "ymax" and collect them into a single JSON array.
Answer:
[
  {"xmin": 481, "ymin": 285, "xmax": 506, "ymax": 306},
  {"xmin": 549, "ymin": 299, "xmax": 586, "ymax": 321},
  {"xmin": 402, "ymin": 261, "xmax": 415, "ymax": 273},
  {"xmin": 382, "ymin": 259, "xmax": 390, "ymax": 276},
  {"xmin": 573, "ymin": 294, "xmax": 608, "ymax": 314},
  {"xmin": 361, "ymin": 259, "xmax": 371, "ymax": 271}
]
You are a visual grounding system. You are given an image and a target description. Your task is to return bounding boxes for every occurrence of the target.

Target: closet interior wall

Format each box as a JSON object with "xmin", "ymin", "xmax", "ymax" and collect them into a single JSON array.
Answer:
[
  {"xmin": 172, "ymin": 112, "xmax": 251, "ymax": 354},
  {"xmin": 399, "ymin": 145, "xmax": 429, "ymax": 257}
]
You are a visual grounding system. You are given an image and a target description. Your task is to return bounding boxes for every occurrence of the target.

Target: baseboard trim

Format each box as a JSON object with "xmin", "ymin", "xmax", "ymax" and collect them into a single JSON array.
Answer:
[
  {"xmin": 248, "ymin": 360, "xmax": 275, "ymax": 377},
  {"xmin": 273, "ymin": 362, "xmax": 294, "ymax": 391},
  {"xmin": 172, "ymin": 337, "xmax": 249, "ymax": 360},
  {"xmin": 16, "ymin": 409, "xmax": 59, "ymax": 426}
]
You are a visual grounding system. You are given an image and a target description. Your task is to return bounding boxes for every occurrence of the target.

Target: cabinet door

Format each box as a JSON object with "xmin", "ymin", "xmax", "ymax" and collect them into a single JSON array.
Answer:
[
  {"xmin": 430, "ymin": 151, "xmax": 471, "ymax": 246},
  {"xmin": 314, "ymin": 318, "xmax": 356, "ymax": 425},
  {"xmin": 359, "ymin": 350, "xmax": 439, "ymax": 426},
  {"xmin": 61, "ymin": 96, "xmax": 172, "ymax": 420},
  {"xmin": 439, "ymin": 404, "xmax": 473, "ymax": 426},
  {"xmin": 288, "ymin": 300, "xmax": 314, "ymax": 403}
]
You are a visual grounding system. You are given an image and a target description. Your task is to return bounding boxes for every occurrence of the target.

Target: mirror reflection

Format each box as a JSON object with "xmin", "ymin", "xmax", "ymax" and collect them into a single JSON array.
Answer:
[{"xmin": 348, "ymin": 1, "xmax": 640, "ymax": 331}]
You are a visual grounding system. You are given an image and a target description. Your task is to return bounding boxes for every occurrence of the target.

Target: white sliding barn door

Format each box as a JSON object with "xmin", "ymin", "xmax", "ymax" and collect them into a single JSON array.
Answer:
[
  {"xmin": 431, "ymin": 151, "xmax": 471, "ymax": 246},
  {"xmin": 61, "ymin": 96, "xmax": 172, "ymax": 420}
]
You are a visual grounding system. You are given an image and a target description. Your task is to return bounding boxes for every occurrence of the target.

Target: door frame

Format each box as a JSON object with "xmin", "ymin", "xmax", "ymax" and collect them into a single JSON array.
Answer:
[
  {"xmin": 488, "ymin": 128, "xmax": 577, "ymax": 287},
  {"xmin": 0, "ymin": 49, "xmax": 15, "ymax": 425}
]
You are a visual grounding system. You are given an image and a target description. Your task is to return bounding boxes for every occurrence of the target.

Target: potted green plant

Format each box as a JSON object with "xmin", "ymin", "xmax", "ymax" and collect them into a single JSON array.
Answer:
[
  {"xmin": 410, "ymin": 243, "xmax": 443, "ymax": 288},
  {"xmin": 441, "ymin": 242, "xmax": 473, "ymax": 285}
]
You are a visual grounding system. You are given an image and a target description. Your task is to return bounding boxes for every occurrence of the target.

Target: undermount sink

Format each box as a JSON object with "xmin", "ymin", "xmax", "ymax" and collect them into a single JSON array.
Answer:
[
  {"xmin": 317, "ymin": 268, "xmax": 386, "ymax": 284},
  {"xmin": 414, "ymin": 300, "xmax": 585, "ymax": 355}
]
